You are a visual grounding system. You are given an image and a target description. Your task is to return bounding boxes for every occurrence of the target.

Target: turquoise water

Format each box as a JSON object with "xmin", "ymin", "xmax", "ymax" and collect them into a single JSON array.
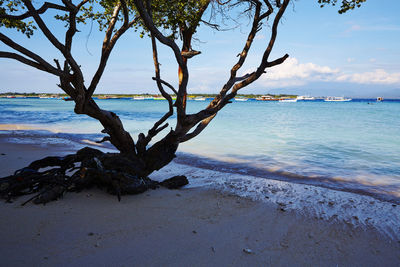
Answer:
[{"xmin": 1, "ymin": 98, "xmax": 399, "ymax": 201}]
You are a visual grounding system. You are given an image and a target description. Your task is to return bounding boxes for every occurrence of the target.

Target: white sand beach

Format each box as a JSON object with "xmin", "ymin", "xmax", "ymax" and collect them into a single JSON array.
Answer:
[{"xmin": 0, "ymin": 132, "xmax": 399, "ymax": 266}]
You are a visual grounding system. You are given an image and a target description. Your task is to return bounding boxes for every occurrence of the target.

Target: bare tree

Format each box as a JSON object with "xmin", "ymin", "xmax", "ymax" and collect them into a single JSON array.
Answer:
[{"xmin": 0, "ymin": 0, "xmax": 365, "ymax": 203}]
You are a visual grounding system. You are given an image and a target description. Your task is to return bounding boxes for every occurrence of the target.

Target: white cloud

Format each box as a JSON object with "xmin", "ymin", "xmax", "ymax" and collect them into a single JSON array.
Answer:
[
  {"xmin": 265, "ymin": 58, "xmax": 339, "ymax": 79},
  {"xmin": 250, "ymin": 57, "xmax": 339, "ymax": 88},
  {"xmin": 337, "ymin": 69, "xmax": 400, "ymax": 85},
  {"xmin": 243, "ymin": 58, "xmax": 400, "ymax": 89}
]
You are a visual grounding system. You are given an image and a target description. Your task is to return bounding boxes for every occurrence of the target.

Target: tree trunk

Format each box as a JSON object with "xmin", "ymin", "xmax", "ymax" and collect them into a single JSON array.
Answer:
[
  {"xmin": 73, "ymin": 96, "xmax": 136, "ymax": 155},
  {"xmin": 142, "ymin": 131, "xmax": 180, "ymax": 176}
]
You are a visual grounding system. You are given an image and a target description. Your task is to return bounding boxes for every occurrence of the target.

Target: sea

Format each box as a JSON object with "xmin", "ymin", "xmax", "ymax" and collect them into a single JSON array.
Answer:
[{"xmin": 1, "ymin": 97, "xmax": 400, "ymax": 204}]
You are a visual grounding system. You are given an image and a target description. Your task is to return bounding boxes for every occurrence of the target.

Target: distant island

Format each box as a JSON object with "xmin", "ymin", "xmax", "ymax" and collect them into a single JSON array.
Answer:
[{"xmin": 0, "ymin": 92, "xmax": 300, "ymax": 101}]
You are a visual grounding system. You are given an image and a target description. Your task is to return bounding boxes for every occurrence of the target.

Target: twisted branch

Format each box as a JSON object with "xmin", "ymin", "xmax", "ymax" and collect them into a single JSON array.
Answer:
[
  {"xmin": 0, "ymin": 2, "xmax": 68, "ymax": 20},
  {"xmin": 181, "ymin": 0, "xmax": 290, "ymax": 141}
]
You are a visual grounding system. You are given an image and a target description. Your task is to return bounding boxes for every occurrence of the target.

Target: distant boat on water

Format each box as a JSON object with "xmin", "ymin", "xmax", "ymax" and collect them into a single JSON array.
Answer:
[
  {"xmin": 296, "ymin": 95, "xmax": 315, "ymax": 101},
  {"xmin": 377, "ymin": 97, "xmax": 383, "ymax": 102},
  {"xmin": 279, "ymin": 98, "xmax": 297, "ymax": 103},
  {"xmin": 324, "ymin": 96, "xmax": 352, "ymax": 102},
  {"xmin": 193, "ymin": 97, "xmax": 206, "ymax": 101},
  {"xmin": 256, "ymin": 95, "xmax": 279, "ymax": 101},
  {"xmin": 132, "ymin": 96, "xmax": 145, "ymax": 100},
  {"xmin": 234, "ymin": 97, "xmax": 248, "ymax": 101}
]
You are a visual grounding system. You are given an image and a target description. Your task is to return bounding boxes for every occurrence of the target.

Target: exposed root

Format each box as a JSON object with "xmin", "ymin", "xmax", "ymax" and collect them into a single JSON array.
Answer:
[{"xmin": 0, "ymin": 147, "xmax": 188, "ymax": 205}]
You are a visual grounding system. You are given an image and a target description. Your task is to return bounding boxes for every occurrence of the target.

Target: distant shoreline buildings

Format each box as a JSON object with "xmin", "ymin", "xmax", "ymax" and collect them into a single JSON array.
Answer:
[{"xmin": 0, "ymin": 92, "xmax": 392, "ymax": 102}]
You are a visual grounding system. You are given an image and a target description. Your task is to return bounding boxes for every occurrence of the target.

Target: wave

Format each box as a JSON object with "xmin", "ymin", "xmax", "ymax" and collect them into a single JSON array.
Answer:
[{"xmin": 174, "ymin": 152, "xmax": 400, "ymax": 205}]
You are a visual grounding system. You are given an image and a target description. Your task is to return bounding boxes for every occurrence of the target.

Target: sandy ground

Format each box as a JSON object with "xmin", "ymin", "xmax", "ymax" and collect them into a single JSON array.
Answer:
[{"xmin": 0, "ymin": 136, "xmax": 399, "ymax": 266}]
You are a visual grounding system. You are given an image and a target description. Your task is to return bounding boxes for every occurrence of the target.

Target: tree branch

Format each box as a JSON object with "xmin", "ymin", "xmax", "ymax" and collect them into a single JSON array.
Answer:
[
  {"xmin": 181, "ymin": 50, "xmax": 201, "ymax": 59},
  {"xmin": 136, "ymin": 3, "xmax": 174, "ymax": 154},
  {"xmin": 86, "ymin": 3, "xmax": 122, "ymax": 98},
  {"xmin": 151, "ymin": 77, "xmax": 178, "ymax": 95},
  {"xmin": 0, "ymin": 33, "xmax": 65, "ymax": 77},
  {"xmin": 21, "ymin": 1, "xmax": 65, "ymax": 54},
  {"xmin": 0, "ymin": 52, "xmax": 47, "ymax": 72},
  {"xmin": 86, "ymin": 2, "xmax": 138, "ymax": 99},
  {"xmin": 133, "ymin": 0, "xmax": 185, "ymax": 68},
  {"xmin": 260, "ymin": 0, "xmax": 274, "ymax": 20},
  {"xmin": 0, "ymin": 2, "xmax": 68, "ymax": 20},
  {"xmin": 266, "ymin": 53, "xmax": 289, "ymax": 67},
  {"xmin": 216, "ymin": 0, "xmax": 232, "ymax": 5},
  {"xmin": 232, "ymin": 0, "xmax": 289, "ymax": 91},
  {"xmin": 96, "ymin": 136, "xmax": 111, "ymax": 144},
  {"xmin": 184, "ymin": 0, "xmax": 289, "ymax": 131},
  {"xmin": 148, "ymin": 33, "xmax": 174, "ymax": 131},
  {"xmin": 22, "ymin": 0, "xmax": 84, "ymax": 90},
  {"xmin": 76, "ymin": 0, "xmax": 90, "ymax": 10},
  {"xmin": 233, "ymin": 72, "xmax": 254, "ymax": 82},
  {"xmin": 206, "ymin": 0, "xmax": 262, "ymax": 110},
  {"xmin": 184, "ymin": 0, "xmax": 264, "ymax": 125},
  {"xmin": 64, "ymin": 3, "xmax": 78, "ymax": 53},
  {"xmin": 200, "ymin": 19, "xmax": 221, "ymax": 30},
  {"xmin": 134, "ymin": 0, "xmax": 190, "ymax": 126},
  {"xmin": 180, "ymin": 114, "xmax": 217, "ymax": 143},
  {"xmin": 103, "ymin": 3, "xmax": 122, "ymax": 48}
]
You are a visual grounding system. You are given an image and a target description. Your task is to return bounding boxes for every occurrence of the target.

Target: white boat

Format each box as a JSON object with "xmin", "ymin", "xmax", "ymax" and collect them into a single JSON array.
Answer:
[
  {"xmin": 193, "ymin": 97, "xmax": 206, "ymax": 101},
  {"xmin": 296, "ymin": 95, "xmax": 315, "ymax": 101},
  {"xmin": 132, "ymin": 96, "xmax": 145, "ymax": 100},
  {"xmin": 279, "ymin": 98, "xmax": 297, "ymax": 102},
  {"xmin": 377, "ymin": 97, "xmax": 383, "ymax": 102},
  {"xmin": 234, "ymin": 97, "xmax": 248, "ymax": 101},
  {"xmin": 324, "ymin": 96, "xmax": 352, "ymax": 102},
  {"xmin": 256, "ymin": 95, "xmax": 278, "ymax": 101}
]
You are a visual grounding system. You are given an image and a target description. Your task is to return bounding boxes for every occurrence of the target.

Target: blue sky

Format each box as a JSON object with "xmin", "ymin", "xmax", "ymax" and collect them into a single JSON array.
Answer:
[{"xmin": 0, "ymin": 0, "xmax": 399, "ymax": 97}]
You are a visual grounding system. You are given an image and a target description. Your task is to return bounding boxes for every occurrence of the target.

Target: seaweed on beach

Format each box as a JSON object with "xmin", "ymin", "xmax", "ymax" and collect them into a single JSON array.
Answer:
[{"xmin": 0, "ymin": 147, "xmax": 188, "ymax": 205}]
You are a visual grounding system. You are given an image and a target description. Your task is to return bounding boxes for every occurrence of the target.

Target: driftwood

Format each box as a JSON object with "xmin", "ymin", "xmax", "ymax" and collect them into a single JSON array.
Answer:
[{"xmin": 0, "ymin": 147, "xmax": 188, "ymax": 205}]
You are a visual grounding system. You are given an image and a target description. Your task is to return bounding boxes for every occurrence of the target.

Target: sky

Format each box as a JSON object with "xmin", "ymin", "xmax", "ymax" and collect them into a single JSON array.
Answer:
[{"xmin": 0, "ymin": 0, "xmax": 400, "ymax": 98}]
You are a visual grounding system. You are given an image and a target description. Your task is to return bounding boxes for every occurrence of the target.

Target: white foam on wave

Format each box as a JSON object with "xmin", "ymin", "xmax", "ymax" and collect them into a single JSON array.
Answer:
[{"xmin": 150, "ymin": 161, "xmax": 400, "ymax": 240}]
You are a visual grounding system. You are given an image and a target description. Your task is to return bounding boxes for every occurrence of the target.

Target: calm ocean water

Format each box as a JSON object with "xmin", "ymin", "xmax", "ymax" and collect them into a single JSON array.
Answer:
[{"xmin": 1, "ymin": 97, "xmax": 399, "ymax": 202}]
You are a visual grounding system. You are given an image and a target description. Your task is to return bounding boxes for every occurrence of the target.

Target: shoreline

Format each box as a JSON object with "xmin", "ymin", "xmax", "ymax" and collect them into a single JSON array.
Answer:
[
  {"xmin": 1, "ymin": 127, "xmax": 400, "ymax": 239},
  {"xmin": 174, "ymin": 152, "xmax": 400, "ymax": 205},
  {"xmin": 0, "ymin": 132, "xmax": 400, "ymax": 265},
  {"xmin": 1, "ymin": 124, "xmax": 399, "ymax": 204}
]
